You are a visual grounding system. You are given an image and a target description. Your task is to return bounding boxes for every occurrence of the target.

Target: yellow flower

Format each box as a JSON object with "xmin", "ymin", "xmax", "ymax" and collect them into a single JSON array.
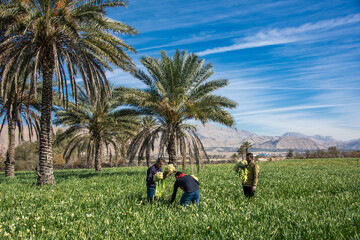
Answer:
[
  {"xmin": 191, "ymin": 175, "xmax": 199, "ymax": 182},
  {"xmin": 153, "ymin": 172, "xmax": 163, "ymax": 181},
  {"xmin": 164, "ymin": 164, "xmax": 176, "ymax": 175}
]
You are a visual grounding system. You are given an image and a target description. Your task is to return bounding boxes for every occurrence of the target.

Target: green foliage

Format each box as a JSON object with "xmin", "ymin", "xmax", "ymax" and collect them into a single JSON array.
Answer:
[
  {"xmin": 230, "ymin": 153, "xmax": 239, "ymax": 160},
  {"xmin": 237, "ymin": 141, "xmax": 253, "ymax": 159},
  {"xmin": 117, "ymin": 50, "xmax": 237, "ymax": 168},
  {"xmin": 127, "ymin": 116, "xmax": 160, "ymax": 167},
  {"xmin": 0, "ymin": 0, "xmax": 138, "ymax": 102},
  {"xmin": 0, "ymin": 154, "xmax": 5, "ymax": 171},
  {"xmin": 14, "ymin": 141, "xmax": 38, "ymax": 171},
  {"xmin": 299, "ymin": 148, "xmax": 360, "ymax": 159},
  {"xmin": 0, "ymin": 158, "xmax": 359, "ymax": 239},
  {"xmin": 54, "ymin": 85, "xmax": 139, "ymax": 171},
  {"xmin": 286, "ymin": 149, "xmax": 294, "ymax": 159}
]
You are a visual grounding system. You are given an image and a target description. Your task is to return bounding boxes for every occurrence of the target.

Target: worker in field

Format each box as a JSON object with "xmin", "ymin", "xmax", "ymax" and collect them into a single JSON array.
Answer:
[
  {"xmin": 169, "ymin": 171, "xmax": 200, "ymax": 206},
  {"xmin": 146, "ymin": 158, "xmax": 165, "ymax": 201},
  {"xmin": 243, "ymin": 153, "xmax": 260, "ymax": 198}
]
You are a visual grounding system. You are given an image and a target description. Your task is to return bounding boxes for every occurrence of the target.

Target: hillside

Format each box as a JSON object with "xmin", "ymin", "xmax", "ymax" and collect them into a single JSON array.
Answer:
[{"xmin": 196, "ymin": 124, "xmax": 359, "ymax": 151}]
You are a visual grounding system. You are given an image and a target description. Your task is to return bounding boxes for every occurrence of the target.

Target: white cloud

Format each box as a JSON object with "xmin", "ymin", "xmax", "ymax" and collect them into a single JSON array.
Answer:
[
  {"xmin": 197, "ymin": 14, "xmax": 360, "ymax": 56},
  {"xmin": 233, "ymin": 104, "xmax": 347, "ymax": 116}
]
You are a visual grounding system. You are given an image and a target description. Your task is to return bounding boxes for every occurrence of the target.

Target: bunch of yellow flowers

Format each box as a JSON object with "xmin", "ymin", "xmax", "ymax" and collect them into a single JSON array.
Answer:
[
  {"xmin": 191, "ymin": 175, "xmax": 199, "ymax": 182},
  {"xmin": 234, "ymin": 160, "xmax": 248, "ymax": 183},
  {"xmin": 164, "ymin": 164, "xmax": 176, "ymax": 175},
  {"xmin": 153, "ymin": 172, "xmax": 163, "ymax": 181}
]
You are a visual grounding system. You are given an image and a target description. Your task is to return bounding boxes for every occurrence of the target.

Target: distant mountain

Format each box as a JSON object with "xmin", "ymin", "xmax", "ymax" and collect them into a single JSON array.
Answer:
[
  {"xmin": 197, "ymin": 124, "xmax": 359, "ymax": 150},
  {"xmin": 255, "ymin": 137, "xmax": 324, "ymax": 150},
  {"xmin": 282, "ymin": 132, "xmax": 308, "ymax": 138},
  {"xmin": 195, "ymin": 124, "xmax": 256, "ymax": 147},
  {"xmin": 338, "ymin": 139, "xmax": 360, "ymax": 150},
  {"xmin": 282, "ymin": 132, "xmax": 336, "ymax": 143}
]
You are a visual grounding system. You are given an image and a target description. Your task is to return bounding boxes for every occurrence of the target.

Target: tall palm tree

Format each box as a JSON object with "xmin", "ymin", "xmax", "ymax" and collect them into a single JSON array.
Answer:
[
  {"xmin": 116, "ymin": 50, "xmax": 237, "ymax": 169},
  {"xmin": 0, "ymin": 74, "xmax": 40, "ymax": 177},
  {"xmin": 54, "ymin": 85, "xmax": 139, "ymax": 171},
  {"xmin": 0, "ymin": 0, "xmax": 137, "ymax": 185}
]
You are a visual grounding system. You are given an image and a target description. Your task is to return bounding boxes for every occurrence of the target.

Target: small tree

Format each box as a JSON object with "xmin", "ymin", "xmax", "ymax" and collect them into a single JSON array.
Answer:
[
  {"xmin": 328, "ymin": 147, "xmax": 340, "ymax": 158},
  {"xmin": 286, "ymin": 149, "xmax": 294, "ymax": 159},
  {"xmin": 304, "ymin": 150, "xmax": 312, "ymax": 159},
  {"xmin": 53, "ymin": 154, "xmax": 65, "ymax": 169},
  {"xmin": 54, "ymin": 85, "xmax": 139, "ymax": 171},
  {"xmin": 237, "ymin": 141, "xmax": 253, "ymax": 159},
  {"xmin": 230, "ymin": 153, "xmax": 239, "ymax": 162}
]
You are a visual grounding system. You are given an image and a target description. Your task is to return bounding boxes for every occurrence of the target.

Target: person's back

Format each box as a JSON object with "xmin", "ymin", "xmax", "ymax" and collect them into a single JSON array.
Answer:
[
  {"xmin": 170, "ymin": 172, "xmax": 200, "ymax": 206},
  {"xmin": 174, "ymin": 174, "xmax": 199, "ymax": 193}
]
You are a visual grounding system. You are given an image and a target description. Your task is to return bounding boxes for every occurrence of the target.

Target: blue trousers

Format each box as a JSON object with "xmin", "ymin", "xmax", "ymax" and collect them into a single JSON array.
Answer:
[
  {"xmin": 147, "ymin": 187, "xmax": 156, "ymax": 201},
  {"xmin": 180, "ymin": 189, "xmax": 200, "ymax": 206}
]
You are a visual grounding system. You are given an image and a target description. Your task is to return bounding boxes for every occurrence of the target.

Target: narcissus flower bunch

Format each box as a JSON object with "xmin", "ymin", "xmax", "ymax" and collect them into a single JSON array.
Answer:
[
  {"xmin": 234, "ymin": 160, "xmax": 248, "ymax": 183},
  {"xmin": 153, "ymin": 164, "xmax": 176, "ymax": 198},
  {"xmin": 191, "ymin": 175, "xmax": 199, "ymax": 182},
  {"xmin": 153, "ymin": 172, "xmax": 163, "ymax": 181},
  {"xmin": 164, "ymin": 164, "xmax": 176, "ymax": 175},
  {"xmin": 153, "ymin": 172, "xmax": 165, "ymax": 198}
]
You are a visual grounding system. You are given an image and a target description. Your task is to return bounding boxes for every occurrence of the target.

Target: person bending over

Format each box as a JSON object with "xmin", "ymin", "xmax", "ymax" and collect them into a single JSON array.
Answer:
[{"xmin": 169, "ymin": 171, "xmax": 200, "ymax": 206}]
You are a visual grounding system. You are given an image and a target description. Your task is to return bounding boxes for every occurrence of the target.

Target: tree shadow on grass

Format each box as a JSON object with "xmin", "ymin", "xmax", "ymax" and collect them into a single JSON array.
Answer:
[
  {"xmin": 0, "ymin": 171, "xmax": 37, "ymax": 186},
  {"xmin": 0, "ymin": 168, "xmax": 145, "ymax": 186},
  {"xmin": 54, "ymin": 168, "xmax": 144, "ymax": 182}
]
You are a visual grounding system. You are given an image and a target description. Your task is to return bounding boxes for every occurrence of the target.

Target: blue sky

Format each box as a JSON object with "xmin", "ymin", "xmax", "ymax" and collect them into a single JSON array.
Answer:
[{"xmin": 106, "ymin": 0, "xmax": 360, "ymax": 141}]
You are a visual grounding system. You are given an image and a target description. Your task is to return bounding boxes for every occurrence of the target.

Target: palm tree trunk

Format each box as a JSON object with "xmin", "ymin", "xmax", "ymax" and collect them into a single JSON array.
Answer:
[
  {"xmin": 37, "ymin": 64, "xmax": 55, "ymax": 185},
  {"xmin": 181, "ymin": 138, "xmax": 186, "ymax": 173},
  {"xmin": 5, "ymin": 117, "xmax": 16, "ymax": 177},
  {"xmin": 146, "ymin": 146, "xmax": 151, "ymax": 167},
  {"xmin": 94, "ymin": 139, "xmax": 102, "ymax": 171},
  {"xmin": 167, "ymin": 131, "xmax": 177, "ymax": 164}
]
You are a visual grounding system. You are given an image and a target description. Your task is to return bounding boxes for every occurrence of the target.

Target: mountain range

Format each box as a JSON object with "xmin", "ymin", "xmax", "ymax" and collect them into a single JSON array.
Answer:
[{"xmin": 195, "ymin": 124, "xmax": 360, "ymax": 150}]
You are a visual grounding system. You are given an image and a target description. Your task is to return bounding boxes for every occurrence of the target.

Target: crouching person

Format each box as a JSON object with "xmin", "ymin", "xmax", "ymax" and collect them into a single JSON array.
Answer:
[{"xmin": 169, "ymin": 171, "xmax": 200, "ymax": 206}]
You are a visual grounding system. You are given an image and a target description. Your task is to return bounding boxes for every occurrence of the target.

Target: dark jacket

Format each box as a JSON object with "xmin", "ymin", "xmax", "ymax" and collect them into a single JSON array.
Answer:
[
  {"xmin": 146, "ymin": 165, "xmax": 162, "ymax": 187},
  {"xmin": 170, "ymin": 174, "xmax": 200, "ymax": 204}
]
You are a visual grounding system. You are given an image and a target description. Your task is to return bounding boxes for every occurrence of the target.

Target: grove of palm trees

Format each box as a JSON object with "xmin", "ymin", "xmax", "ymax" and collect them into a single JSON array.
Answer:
[
  {"xmin": 1, "ymin": 1, "xmax": 360, "ymax": 239},
  {"xmin": 0, "ymin": 0, "xmax": 236, "ymax": 183}
]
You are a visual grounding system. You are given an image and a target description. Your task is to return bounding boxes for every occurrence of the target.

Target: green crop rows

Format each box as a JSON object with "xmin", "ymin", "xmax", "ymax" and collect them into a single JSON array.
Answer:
[{"xmin": 0, "ymin": 158, "xmax": 359, "ymax": 239}]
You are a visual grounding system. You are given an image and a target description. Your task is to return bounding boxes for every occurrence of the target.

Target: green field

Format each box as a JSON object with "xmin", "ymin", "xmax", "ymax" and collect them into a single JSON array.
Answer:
[{"xmin": 0, "ymin": 158, "xmax": 359, "ymax": 239}]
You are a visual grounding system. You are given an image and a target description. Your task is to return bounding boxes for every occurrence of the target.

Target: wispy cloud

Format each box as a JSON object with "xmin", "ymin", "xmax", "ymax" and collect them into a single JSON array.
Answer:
[
  {"xmin": 197, "ymin": 14, "xmax": 360, "ymax": 56},
  {"xmin": 233, "ymin": 104, "xmax": 347, "ymax": 116}
]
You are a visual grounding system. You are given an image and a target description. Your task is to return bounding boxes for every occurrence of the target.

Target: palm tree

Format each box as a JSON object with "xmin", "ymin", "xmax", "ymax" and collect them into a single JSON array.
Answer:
[
  {"xmin": 0, "ymin": 77, "xmax": 40, "ymax": 177},
  {"xmin": 237, "ymin": 141, "xmax": 253, "ymax": 159},
  {"xmin": 54, "ymin": 85, "xmax": 139, "ymax": 171},
  {"xmin": 127, "ymin": 116, "xmax": 160, "ymax": 167},
  {"xmin": 0, "ymin": 0, "xmax": 137, "ymax": 185},
  {"xmin": 116, "ymin": 50, "xmax": 237, "ymax": 170}
]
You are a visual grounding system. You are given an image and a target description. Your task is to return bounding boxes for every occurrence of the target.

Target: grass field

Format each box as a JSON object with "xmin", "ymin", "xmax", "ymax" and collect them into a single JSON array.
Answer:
[{"xmin": 0, "ymin": 158, "xmax": 359, "ymax": 239}]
